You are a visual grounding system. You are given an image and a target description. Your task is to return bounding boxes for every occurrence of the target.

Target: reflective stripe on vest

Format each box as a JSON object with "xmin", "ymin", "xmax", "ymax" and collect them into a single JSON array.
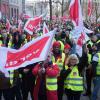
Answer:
[
  {"xmin": 88, "ymin": 54, "xmax": 92, "ymax": 64},
  {"xmin": 0, "ymin": 40, "xmax": 3, "ymax": 46},
  {"xmin": 96, "ymin": 53, "xmax": 100, "ymax": 75},
  {"xmin": 8, "ymin": 41, "xmax": 12, "ymax": 48},
  {"xmin": 58, "ymin": 41, "xmax": 64, "ymax": 51},
  {"xmin": 64, "ymin": 66, "xmax": 83, "ymax": 91},
  {"xmin": 97, "ymin": 40, "xmax": 100, "ymax": 44},
  {"xmin": 46, "ymin": 77, "xmax": 57, "ymax": 91},
  {"xmin": 52, "ymin": 53, "xmax": 65, "ymax": 70},
  {"xmin": 87, "ymin": 40, "xmax": 93, "ymax": 47},
  {"xmin": 9, "ymin": 70, "xmax": 14, "ymax": 84}
]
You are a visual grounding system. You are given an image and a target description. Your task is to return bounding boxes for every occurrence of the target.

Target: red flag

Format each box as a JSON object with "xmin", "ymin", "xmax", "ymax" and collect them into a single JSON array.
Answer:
[
  {"xmin": 69, "ymin": 0, "xmax": 83, "ymax": 26},
  {"xmin": 88, "ymin": 0, "xmax": 92, "ymax": 16},
  {"xmin": 77, "ymin": 33, "xmax": 85, "ymax": 47},
  {"xmin": 43, "ymin": 22, "xmax": 49, "ymax": 34},
  {"xmin": 6, "ymin": 19, "xmax": 11, "ymax": 31},
  {"xmin": 0, "ymin": 31, "xmax": 55, "ymax": 71},
  {"xmin": 23, "ymin": 14, "xmax": 31, "ymax": 19},
  {"xmin": 24, "ymin": 16, "xmax": 42, "ymax": 35}
]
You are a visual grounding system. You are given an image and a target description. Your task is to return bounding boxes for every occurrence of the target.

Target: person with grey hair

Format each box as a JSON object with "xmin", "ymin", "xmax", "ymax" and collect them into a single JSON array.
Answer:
[{"xmin": 61, "ymin": 47, "xmax": 88, "ymax": 100}]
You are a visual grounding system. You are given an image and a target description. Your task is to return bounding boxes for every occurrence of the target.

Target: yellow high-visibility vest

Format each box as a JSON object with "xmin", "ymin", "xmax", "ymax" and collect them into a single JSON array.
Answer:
[
  {"xmin": 64, "ymin": 66, "xmax": 83, "ymax": 91},
  {"xmin": 9, "ymin": 70, "xmax": 14, "ymax": 85},
  {"xmin": 88, "ymin": 54, "xmax": 92, "ymax": 64},
  {"xmin": 96, "ymin": 53, "xmax": 100, "ymax": 75},
  {"xmin": 0, "ymin": 40, "xmax": 3, "ymax": 46},
  {"xmin": 52, "ymin": 53, "xmax": 65, "ymax": 70},
  {"xmin": 46, "ymin": 77, "xmax": 57, "ymax": 91},
  {"xmin": 97, "ymin": 40, "xmax": 100, "ymax": 44}
]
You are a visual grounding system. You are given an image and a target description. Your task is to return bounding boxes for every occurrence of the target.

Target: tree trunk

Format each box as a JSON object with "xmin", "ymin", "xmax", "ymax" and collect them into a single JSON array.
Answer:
[{"xmin": 49, "ymin": 0, "xmax": 52, "ymax": 21}]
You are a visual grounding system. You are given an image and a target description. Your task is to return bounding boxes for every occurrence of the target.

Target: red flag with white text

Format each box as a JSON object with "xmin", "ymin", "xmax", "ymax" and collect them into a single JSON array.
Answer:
[
  {"xmin": 24, "ymin": 16, "xmax": 42, "ymax": 35},
  {"xmin": 0, "ymin": 31, "xmax": 55, "ymax": 71}
]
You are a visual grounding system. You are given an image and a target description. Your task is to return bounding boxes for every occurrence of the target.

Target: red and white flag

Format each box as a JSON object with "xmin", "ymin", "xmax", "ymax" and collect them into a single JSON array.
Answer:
[
  {"xmin": 18, "ymin": 20, "xmax": 22, "ymax": 33},
  {"xmin": 0, "ymin": 31, "xmax": 55, "ymax": 75},
  {"xmin": 23, "ymin": 14, "xmax": 31, "ymax": 19},
  {"xmin": 69, "ymin": 0, "xmax": 83, "ymax": 27},
  {"xmin": 77, "ymin": 33, "xmax": 85, "ymax": 47},
  {"xmin": 43, "ymin": 22, "xmax": 49, "ymax": 34},
  {"xmin": 6, "ymin": 19, "xmax": 11, "ymax": 31},
  {"xmin": 24, "ymin": 16, "xmax": 42, "ymax": 35},
  {"xmin": 88, "ymin": 0, "xmax": 92, "ymax": 16}
]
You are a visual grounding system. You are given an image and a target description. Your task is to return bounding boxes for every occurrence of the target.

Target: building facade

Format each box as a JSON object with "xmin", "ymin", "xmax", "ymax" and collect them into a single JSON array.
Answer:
[
  {"xmin": 9, "ymin": 0, "xmax": 23, "ymax": 19},
  {"xmin": 0, "ymin": 0, "xmax": 9, "ymax": 18},
  {"xmin": 25, "ymin": 0, "xmax": 49, "ymax": 17}
]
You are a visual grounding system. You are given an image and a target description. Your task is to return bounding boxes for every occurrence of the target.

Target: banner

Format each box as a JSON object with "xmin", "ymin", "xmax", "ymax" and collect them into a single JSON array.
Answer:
[{"xmin": 0, "ymin": 30, "xmax": 55, "ymax": 76}]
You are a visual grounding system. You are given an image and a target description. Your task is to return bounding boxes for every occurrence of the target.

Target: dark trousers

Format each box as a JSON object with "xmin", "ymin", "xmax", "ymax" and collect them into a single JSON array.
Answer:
[
  {"xmin": 21, "ymin": 83, "xmax": 34, "ymax": 100},
  {"xmin": 67, "ymin": 93, "xmax": 81, "ymax": 100},
  {"xmin": 21, "ymin": 76, "xmax": 35, "ymax": 100},
  {"xmin": 86, "ymin": 68, "xmax": 93, "ymax": 94},
  {"xmin": 57, "ymin": 77, "xmax": 64, "ymax": 100},
  {"xmin": 0, "ymin": 86, "xmax": 22, "ymax": 100}
]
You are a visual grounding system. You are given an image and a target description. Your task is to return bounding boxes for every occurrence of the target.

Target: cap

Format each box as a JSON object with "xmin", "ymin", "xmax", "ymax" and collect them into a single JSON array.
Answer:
[
  {"xmin": 64, "ymin": 44, "xmax": 71, "ymax": 49},
  {"xmin": 53, "ymin": 41, "xmax": 61, "ymax": 48}
]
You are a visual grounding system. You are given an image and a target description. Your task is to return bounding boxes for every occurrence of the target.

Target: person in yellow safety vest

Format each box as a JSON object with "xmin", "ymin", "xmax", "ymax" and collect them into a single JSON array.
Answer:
[
  {"xmin": 83, "ymin": 53, "xmax": 93, "ymax": 96},
  {"xmin": 62, "ymin": 50, "xmax": 88, "ymax": 100},
  {"xmin": 52, "ymin": 41, "xmax": 65, "ymax": 71},
  {"xmin": 91, "ymin": 44, "xmax": 100, "ymax": 100},
  {"xmin": 32, "ymin": 57, "xmax": 60, "ymax": 100},
  {"xmin": 0, "ymin": 34, "xmax": 3, "ymax": 47},
  {"xmin": 91, "ymin": 35, "xmax": 100, "ymax": 44},
  {"xmin": 51, "ymin": 41, "xmax": 65, "ymax": 100},
  {"xmin": 0, "ymin": 70, "xmax": 22, "ymax": 100}
]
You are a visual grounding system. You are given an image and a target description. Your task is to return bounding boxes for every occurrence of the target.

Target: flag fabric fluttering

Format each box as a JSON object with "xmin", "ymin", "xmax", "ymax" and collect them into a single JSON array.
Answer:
[
  {"xmin": 0, "ymin": 30, "xmax": 55, "ymax": 77},
  {"xmin": 24, "ymin": 16, "xmax": 42, "ymax": 35},
  {"xmin": 18, "ymin": 20, "xmax": 22, "ymax": 33},
  {"xmin": 6, "ymin": 19, "xmax": 11, "ymax": 31},
  {"xmin": 88, "ymin": 0, "xmax": 92, "ymax": 17},
  {"xmin": 69, "ymin": 0, "xmax": 83, "ymax": 27},
  {"xmin": 43, "ymin": 22, "xmax": 49, "ymax": 34}
]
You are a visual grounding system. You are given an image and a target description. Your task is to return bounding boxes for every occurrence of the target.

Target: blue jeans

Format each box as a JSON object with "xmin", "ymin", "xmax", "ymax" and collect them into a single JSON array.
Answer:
[{"xmin": 92, "ymin": 77, "xmax": 100, "ymax": 100}]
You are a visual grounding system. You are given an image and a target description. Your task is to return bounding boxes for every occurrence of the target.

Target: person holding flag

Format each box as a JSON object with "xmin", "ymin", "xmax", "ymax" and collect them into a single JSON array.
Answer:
[{"xmin": 32, "ymin": 54, "xmax": 60, "ymax": 100}]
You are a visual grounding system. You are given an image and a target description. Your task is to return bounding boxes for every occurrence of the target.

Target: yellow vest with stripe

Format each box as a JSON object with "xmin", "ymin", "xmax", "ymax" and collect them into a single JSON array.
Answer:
[
  {"xmin": 96, "ymin": 40, "xmax": 100, "ymax": 44},
  {"xmin": 0, "ymin": 40, "xmax": 3, "ymax": 46},
  {"xmin": 52, "ymin": 53, "xmax": 65, "ymax": 70},
  {"xmin": 88, "ymin": 54, "xmax": 92, "ymax": 64},
  {"xmin": 96, "ymin": 53, "xmax": 100, "ymax": 75},
  {"xmin": 9, "ymin": 70, "xmax": 14, "ymax": 85},
  {"xmin": 46, "ymin": 77, "xmax": 57, "ymax": 91},
  {"xmin": 8, "ymin": 41, "xmax": 12, "ymax": 48},
  {"xmin": 58, "ymin": 41, "xmax": 64, "ymax": 51},
  {"xmin": 64, "ymin": 66, "xmax": 83, "ymax": 91},
  {"xmin": 87, "ymin": 40, "xmax": 93, "ymax": 47}
]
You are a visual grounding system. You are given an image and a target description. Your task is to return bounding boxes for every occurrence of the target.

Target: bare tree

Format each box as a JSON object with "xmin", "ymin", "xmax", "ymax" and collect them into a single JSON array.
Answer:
[{"xmin": 49, "ymin": 0, "xmax": 52, "ymax": 21}]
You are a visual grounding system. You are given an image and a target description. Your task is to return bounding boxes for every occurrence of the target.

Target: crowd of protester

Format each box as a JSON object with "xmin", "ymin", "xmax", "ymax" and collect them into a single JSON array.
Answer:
[{"xmin": 0, "ymin": 18, "xmax": 100, "ymax": 100}]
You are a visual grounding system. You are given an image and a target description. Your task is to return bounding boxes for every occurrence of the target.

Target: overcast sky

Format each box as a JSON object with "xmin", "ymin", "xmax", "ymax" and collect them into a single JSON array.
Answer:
[{"xmin": 26, "ymin": 0, "xmax": 48, "ymax": 1}]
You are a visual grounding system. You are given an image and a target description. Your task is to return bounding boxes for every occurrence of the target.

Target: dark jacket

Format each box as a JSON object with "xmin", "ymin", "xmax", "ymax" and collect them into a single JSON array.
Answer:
[{"xmin": 0, "ymin": 70, "xmax": 21, "ymax": 89}]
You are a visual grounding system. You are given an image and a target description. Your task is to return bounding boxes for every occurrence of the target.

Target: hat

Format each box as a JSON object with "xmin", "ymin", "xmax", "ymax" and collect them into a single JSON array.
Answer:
[
  {"xmin": 64, "ymin": 44, "xmax": 71, "ymax": 49},
  {"xmin": 53, "ymin": 41, "xmax": 61, "ymax": 48}
]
